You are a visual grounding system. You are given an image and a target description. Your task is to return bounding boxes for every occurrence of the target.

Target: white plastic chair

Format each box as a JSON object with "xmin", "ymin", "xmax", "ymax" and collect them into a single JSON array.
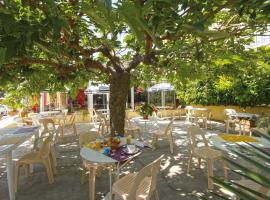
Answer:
[
  {"xmin": 111, "ymin": 155, "xmax": 163, "ymax": 200},
  {"xmin": 151, "ymin": 118, "xmax": 175, "ymax": 153},
  {"xmin": 187, "ymin": 125, "xmax": 228, "ymax": 189}
]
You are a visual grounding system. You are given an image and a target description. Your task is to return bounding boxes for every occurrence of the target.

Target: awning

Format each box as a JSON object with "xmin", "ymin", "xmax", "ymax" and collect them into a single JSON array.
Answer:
[
  {"xmin": 148, "ymin": 82, "xmax": 174, "ymax": 92},
  {"xmin": 85, "ymin": 84, "xmax": 110, "ymax": 94}
]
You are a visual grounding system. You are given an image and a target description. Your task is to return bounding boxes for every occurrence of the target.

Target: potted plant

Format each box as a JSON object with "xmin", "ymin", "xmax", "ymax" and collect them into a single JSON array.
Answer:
[{"xmin": 137, "ymin": 103, "xmax": 156, "ymax": 119}]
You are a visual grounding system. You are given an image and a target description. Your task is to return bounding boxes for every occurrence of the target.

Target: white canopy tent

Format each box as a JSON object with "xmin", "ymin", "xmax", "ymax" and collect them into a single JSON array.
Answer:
[{"xmin": 147, "ymin": 82, "xmax": 175, "ymax": 108}]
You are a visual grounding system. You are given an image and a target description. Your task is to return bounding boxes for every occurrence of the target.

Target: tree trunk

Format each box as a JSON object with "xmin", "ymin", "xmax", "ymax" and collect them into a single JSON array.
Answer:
[{"xmin": 109, "ymin": 71, "xmax": 130, "ymax": 136}]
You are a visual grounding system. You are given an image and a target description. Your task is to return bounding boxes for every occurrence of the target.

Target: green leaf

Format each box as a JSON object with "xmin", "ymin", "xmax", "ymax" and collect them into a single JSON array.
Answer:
[
  {"xmin": 224, "ymin": 157, "xmax": 270, "ymax": 189},
  {"xmin": 0, "ymin": 47, "xmax": 7, "ymax": 64},
  {"xmin": 213, "ymin": 177, "xmax": 257, "ymax": 200}
]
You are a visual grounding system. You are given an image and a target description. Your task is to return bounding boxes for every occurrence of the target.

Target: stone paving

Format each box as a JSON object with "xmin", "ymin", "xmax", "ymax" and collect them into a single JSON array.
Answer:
[{"xmin": 0, "ymin": 119, "xmax": 238, "ymax": 200}]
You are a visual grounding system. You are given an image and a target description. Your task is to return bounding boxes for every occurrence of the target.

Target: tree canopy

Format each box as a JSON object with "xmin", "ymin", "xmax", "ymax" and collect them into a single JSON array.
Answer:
[{"xmin": 0, "ymin": 0, "xmax": 270, "ymax": 132}]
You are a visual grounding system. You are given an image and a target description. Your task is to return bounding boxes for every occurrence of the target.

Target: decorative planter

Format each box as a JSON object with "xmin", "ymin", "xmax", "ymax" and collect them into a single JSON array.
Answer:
[
  {"xmin": 8, "ymin": 111, "xmax": 18, "ymax": 116},
  {"xmin": 249, "ymin": 120, "xmax": 256, "ymax": 128},
  {"xmin": 143, "ymin": 115, "xmax": 149, "ymax": 120}
]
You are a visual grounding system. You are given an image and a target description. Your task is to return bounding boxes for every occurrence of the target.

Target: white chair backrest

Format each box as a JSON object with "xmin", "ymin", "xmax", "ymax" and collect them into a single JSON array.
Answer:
[
  {"xmin": 224, "ymin": 109, "xmax": 237, "ymax": 119},
  {"xmin": 69, "ymin": 112, "xmax": 76, "ymax": 124},
  {"xmin": 128, "ymin": 155, "xmax": 163, "ymax": 199},
  {"xmin": 79, "ymin": 131, "xmax": 99, "ymax": 148},
  {"xmin": 62, "ymin": 109, "xmax": 68, "ymax": 117},
  {"xmin": 39, "ymin": 118, "xmax": 56, "ymax": 136},
  {"xmin": 187, "ymin": 125, "xmax": 209, "ymax": 154},
  {"xmin": 165, "ymin": 118, "xmax": 175, "ymax": 135},
  {"xmin": 38, "ymin": 135, "xmax": 53, "ymax": 159},
  {"xmin": 185, "ymin": 106, "xmax": 193, "ymax": 114}
]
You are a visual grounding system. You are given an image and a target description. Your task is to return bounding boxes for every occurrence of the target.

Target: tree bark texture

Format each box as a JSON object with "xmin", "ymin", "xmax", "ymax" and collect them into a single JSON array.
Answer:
[{"xmin": 109, "ymin": 71, "xmax": 130, "ymax": 135}]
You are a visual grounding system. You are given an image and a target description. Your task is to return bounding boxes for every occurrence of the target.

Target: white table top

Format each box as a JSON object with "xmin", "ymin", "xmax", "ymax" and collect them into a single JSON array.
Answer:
[
  {"xmin": 80, "ymin": 138, "xmax": 144, "ymax": 165},
  {"xmin": 80, "ymin": 147, "xmax": 117, "ymax": 164},
  {"xmin": 231, "ymin": 112, "xmax": 257, "ymax": 119},
  {"xmin": 0, "ymin": 126, "xmax": 39, "ymax": 156}
]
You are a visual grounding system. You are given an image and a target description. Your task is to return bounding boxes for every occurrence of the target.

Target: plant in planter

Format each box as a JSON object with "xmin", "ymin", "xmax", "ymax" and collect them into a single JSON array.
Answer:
[{"xmin": 137, "ymin": 103, "xmax": 156, "ymax": 119}]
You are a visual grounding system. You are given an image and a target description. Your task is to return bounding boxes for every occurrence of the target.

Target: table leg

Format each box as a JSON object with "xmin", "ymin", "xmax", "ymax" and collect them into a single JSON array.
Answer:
[
  {"xmin": 109, "ymin": 167, "xmax": 112, "ymax": 200},
  {"xmin": 6, "ymin": 152, "xmax": 15, "ymax": 200},
  {"xmin": 89, "ymin": 166, "xmax": 96, "ymax": 200}
]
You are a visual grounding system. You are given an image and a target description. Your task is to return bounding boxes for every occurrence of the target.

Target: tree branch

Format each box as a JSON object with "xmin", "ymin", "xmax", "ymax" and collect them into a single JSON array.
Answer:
[
  {"xmin": 100, "ymin": 47, "xmax": 123, "ymax": 72},
  {"xmin": 127, "ymin": 54, "xmax": 144, "ymax": 72},
  {"xmin": 4, "ymin": 58, "xmax": 76, "ymax": 75}
]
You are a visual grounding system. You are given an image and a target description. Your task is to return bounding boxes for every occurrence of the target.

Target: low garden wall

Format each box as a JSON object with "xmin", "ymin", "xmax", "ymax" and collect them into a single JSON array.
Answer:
[
  {"xmin": 126, "ymin": 105, "xmax": 270, "ymax": 122},
  {"xmin": 192, "ymin": 105, "xmax": 270, "ymax": 121}
]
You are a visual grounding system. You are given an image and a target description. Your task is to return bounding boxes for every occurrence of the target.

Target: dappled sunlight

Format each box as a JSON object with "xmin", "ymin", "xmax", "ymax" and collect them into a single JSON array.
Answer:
[{"xmin": 0, "ymin": 119, "xmax": 256, "ymax": 199}]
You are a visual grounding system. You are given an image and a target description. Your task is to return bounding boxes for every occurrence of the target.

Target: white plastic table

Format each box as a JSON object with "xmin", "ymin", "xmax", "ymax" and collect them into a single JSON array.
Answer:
[
  {"xmin": 230, "ymin": 112, "xmax": 257, "ymax": 134},
  {"xmin": 132, "ymin": 116, "xmax": 158, "ymax": 133},
  {"xmin": 0, "ymin": 126, "xmax": 40, "ymax": 200},
  {"xmin": 80, "ymin": 138, "xmax": 144, "ymax": 200},
  {"xmin": 210, "ymin": 134, "xmax": 270, "ymax": 152}
]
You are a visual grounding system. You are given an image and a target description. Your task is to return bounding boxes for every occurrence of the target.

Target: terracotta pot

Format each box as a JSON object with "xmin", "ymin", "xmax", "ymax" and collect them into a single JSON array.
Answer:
[
  {"xmin": 143, "ymin": 115, "xmax": 148, "ymax": 120},
  {"xmin": 8, "ymin": 111, "xmax": 18, "ymax": 116}
]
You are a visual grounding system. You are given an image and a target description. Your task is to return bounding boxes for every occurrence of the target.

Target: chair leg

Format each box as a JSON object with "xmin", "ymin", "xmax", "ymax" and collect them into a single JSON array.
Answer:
[
  {"xmin": 44, "ymin": 159, "xmax": 54, "ymax": 184},
  {"xmin": 153, "ymin": 190, "xmax": 159, "ymax": 200},
  {"xmin": 187, "ymin": 155, "xmax": 193, "ymax": 174},
  {"xmin": 222, "ymin": 159, "xmax": 228, "ymax": 182},
  {"xmin": 61, "ymin": 125, "xmax": 64, "ymax": 137},
  {"xmin": 168, "ymin": 135, "xmax": 174, "ymax": 154},
  {"xmin": 81, "ymin": 168, "xmax": 86, "ymax": 185},
  {"xmin": 207, "ymin": 159, "xmax": 214, "ymax": 190},
  {"xmin": 225, "ymin": 121, "xmax": 229, "ymax": 133},
  {"xmin": 24, "ymin": 164, "xmax": 30, "ymax": 178},
  {"xmin": 198, "ymin": 158, "xmax": 201, "ymax": 169},
  {"xmin": 14, "ymin": 162, "xmax": 20, "ymax": 193},
  {"xmin": 49, "ymin": 152, "xmax": 57, "ymax": 175},
  {"xmin": 111, "ymin": 191, "xmax": 115, "ymax": 200},
  {"xmin": 151, "ymin": 135, "xmax": 158, "ymax": 150},
  {"xmin": 73, "ymin": 124, "xmax": 77, "ymax": 135}
]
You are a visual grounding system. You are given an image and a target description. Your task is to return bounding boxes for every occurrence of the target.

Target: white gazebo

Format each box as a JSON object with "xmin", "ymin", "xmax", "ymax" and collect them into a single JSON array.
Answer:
[{"xmin": 147, "ymin": 82, "xmax": 175, "ymax": 108}]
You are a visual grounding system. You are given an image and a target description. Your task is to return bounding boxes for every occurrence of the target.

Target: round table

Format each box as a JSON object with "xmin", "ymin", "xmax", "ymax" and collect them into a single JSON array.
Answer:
[
  {"xmin": 132, "ymin": 117, "xmax": 158, "ymax": 133},
  {"xmin": 80, "ymin": 138, "xmax": 144, "ymax": 200}
]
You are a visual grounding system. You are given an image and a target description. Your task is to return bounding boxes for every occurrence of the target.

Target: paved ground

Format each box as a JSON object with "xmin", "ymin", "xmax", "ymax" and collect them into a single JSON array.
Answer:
[{"xmin": 0, "ymin": 119, "xmax": 238, "ymax": 200}]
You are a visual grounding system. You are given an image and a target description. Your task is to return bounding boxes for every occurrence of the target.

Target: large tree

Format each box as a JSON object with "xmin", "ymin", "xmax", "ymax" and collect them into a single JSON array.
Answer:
[{"xmin": 0, "ymin": 0, "xmax": 269, "ymax": 134}]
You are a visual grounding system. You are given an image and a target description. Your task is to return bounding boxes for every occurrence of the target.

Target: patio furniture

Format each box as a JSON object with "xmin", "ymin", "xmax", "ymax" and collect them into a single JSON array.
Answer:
[
  {"xmin": 0, "ymin": 126, "xmax": 39, "ymax": 200},
  {"xmin": 193, "ymin": 109, "xmax": 212, "ymax": 129},
  {"xmin": 210, "ymin": 131, "xmax": 270, "ymax": 197},
  {"xmin": 185, "ymin": 106, "xmax": 196, "ymax": 123},
  {"xmin": 125, "ymin": 119, "xmax": 142, "ymax": 140},
  {"xmin": 61, "ymin": 112, "xmax": 77, "ymax": 136},
  {"xmin": 111, "ymin": 155, "xmax": 163, "ymax": 200},
  {"xmin": 96, "ymin": 111, "xmax": 110, "ymax": 136},
  {"xmin": 187, "ymin": 125, "xmax": 228, "ymax": 189},
  {"xmin": 151, "ymin": 118, "xmax": 175, "ymax": 153},
  {"xmin": 88, "ymin": 108, "xmax": 99, "ymax": 123},
  {"xmin": 38, "ymin": 118, "xmax": 58, "ymax": 167},
  {"xmin": 224, "ymin": 109, "xmax": 241, "ymax": 134},
  {"xmin": 230, "ymin": 112, "xmax": 257, "ymax": 135},
  {"xmin": 79, "ymin": 130, "xmax": 100, "ymax": 184},
  {"xmin": 14, "ymin": 135, "xmax": 55, "ymax": 192},
  {"xmin": 80, "ymin": 137, "xmax": 145, "ymax": 200}
]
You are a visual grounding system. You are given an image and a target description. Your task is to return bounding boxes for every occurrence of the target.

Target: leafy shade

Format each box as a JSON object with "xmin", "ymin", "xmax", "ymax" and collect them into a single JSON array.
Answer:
[{"xmin": 211, "ymin": 128, "xmax": 270, "ymax": 199}]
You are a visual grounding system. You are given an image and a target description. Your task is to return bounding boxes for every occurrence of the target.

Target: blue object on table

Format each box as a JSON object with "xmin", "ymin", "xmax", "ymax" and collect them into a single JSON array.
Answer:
[{"xmin": 103, "ymin": 147, "xmax": 111, "ymax": 156}]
